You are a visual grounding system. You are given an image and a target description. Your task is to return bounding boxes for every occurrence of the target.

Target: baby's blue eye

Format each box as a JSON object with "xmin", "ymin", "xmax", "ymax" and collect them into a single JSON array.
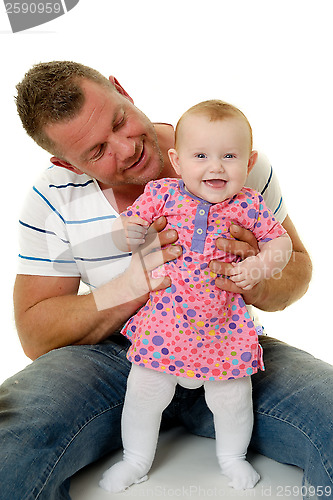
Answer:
[
  {"xmin": 196, "ymin": 153, "xmax": 206, "ymax": 159},
  {"xmin": 224, "ymin": 153, "xmax": 235, "ymax": 159}
]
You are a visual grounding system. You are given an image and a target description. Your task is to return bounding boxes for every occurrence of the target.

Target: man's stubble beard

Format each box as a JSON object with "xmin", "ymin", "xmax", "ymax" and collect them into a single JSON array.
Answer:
[{"xmin": 119, "ymin": 144, "xmax": 164, "ymax": 187}]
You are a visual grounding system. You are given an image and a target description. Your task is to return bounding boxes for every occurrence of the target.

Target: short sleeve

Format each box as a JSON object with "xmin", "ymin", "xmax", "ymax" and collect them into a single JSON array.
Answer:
[
  {"xmin": 122, "ymin": 179, "xmax": 175, "ymax": 222},
  {"xmin": 250, "ymin": 191, "xmax": 287, "ymax": 243},
  {"xmin": 246, "ymin": 151, "xmax": 287, "ymax": 223},
  {"xmin": 122, "ymin": 182, "xmax": 156, "ymax": 222},
  {"xmin": 17, "ymin": 179, "xmax": 80, "ymax": 277}
]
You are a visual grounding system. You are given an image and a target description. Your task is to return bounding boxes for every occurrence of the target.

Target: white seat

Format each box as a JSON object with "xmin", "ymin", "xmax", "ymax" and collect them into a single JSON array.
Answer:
[{"xmin": 70, "ymin": 427, "xmax": 303, "ymax": 499}]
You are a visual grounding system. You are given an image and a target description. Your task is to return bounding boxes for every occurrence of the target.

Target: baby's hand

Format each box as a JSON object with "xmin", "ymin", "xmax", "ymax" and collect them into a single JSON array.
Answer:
[
  {"xmin": 112, "ymin": 215, "xmax": 149, "ymax": 252},
  {"xmin": 227, "ymin": 255, "xmax": 266, "ymax": 291},
  {"xmin": 124, "ymin": 216, "xmax": 149, "ymax": 248}
]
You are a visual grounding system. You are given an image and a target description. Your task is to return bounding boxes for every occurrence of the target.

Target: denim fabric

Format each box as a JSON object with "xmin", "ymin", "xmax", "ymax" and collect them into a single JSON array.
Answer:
[{"xmin": 0, "ymin": 335, "xmax": 332, "ymax": 499}]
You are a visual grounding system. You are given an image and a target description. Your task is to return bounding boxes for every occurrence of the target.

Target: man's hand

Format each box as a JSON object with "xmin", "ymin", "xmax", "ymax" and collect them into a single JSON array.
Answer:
[{"xmin": 209, "ymin": 224, "xmax": 264, "ymax": 305}]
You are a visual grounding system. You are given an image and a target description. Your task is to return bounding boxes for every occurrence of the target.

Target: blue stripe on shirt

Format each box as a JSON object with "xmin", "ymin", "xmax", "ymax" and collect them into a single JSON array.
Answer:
[
  {"xmin": 66, "ymin": 215, "xmax": 117, "ymax": 225},
  {"xmin": 81, "ymin": 280, "xmax": 96, "ymax": 289},
  {"xmin": 274, "ymin": 197, "xmax": 283, "ymax": 215},
  {"xmin": 261, "ymin": 166, "xmax": 273, "ymax": 196},
  {"xmin": 33, "ymin": 186, "xmax": 117, "ymax": 225},
  {"xmin": 74, "ymin": 253, "xmax": 131, "ymax": 262},
  {"xmin": 19, "ymin": 220, "xmax": 70, "ymax": 244},
  {"xmin": 18, "ymin": 254, "xmax": 76, "ymax": 264},
  {"xmin": 49, "ymin": 180, "xmax": 94, "ymax": 189},
  {"xmin": 33, "ymin": 186, "xmax": 65, "ymax": 223},
  {"xmin": 259, "ymin": 166, "xmax": 282, "ymax": 216}
]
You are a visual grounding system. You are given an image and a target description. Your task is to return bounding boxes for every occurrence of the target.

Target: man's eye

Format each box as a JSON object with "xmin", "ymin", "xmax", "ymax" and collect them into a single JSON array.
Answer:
[
  {"xmin": 113, "ymin": 115, "xmax": 125, "ymax": 131},
  {"xmin": 91, "ymin": 144, "xmax": 106, "ymax": 161}
]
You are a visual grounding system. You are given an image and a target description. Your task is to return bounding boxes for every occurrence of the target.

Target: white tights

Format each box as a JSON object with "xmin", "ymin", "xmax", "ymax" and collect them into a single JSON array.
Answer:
[{"xmin": 100, "ymin": 364, "xmax": 260, "ymax": 492}]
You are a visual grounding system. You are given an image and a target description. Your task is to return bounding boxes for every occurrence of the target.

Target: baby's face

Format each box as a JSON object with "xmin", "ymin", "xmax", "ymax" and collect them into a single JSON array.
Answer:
[{"xmin": 171, "ymin": 115, "xmax": 256, "ymax": 204}]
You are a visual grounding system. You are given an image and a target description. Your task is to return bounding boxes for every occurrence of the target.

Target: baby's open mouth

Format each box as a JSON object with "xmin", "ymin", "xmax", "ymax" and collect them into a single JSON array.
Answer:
[{"xmin": 203, "ymin": 179, "xmax": 226, "ymax": 188}]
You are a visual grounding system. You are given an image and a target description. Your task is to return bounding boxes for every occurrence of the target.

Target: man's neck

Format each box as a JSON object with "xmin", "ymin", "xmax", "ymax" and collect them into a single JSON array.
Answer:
[{"xmin": 100, "ymin": 162, "xmax": 177, "ymax": 214}]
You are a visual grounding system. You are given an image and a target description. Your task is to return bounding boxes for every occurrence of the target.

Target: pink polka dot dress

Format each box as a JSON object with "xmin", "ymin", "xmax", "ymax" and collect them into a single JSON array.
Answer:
[{"xmin": 121, "ymin": 179, "xmax": 286, "ymax": 382}]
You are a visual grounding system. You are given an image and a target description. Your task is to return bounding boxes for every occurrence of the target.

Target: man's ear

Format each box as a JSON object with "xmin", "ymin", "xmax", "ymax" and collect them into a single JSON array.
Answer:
[
  {"xmin": 168, "ymin": 149, "xmax": 181, "ymax": 175},
  {"xmin": 247, "ymin": 150, "xmax": 258, "ymax": 174},
  {"xmin": 50, "ymin": 157, "xmax": 83, "ymax": 175},
  {"xmin": 108, "ymin": 76, "xmax": 134, "ymax": 104}
]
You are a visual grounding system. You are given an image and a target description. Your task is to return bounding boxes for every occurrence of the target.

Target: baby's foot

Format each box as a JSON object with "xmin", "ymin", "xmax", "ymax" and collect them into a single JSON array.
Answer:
[
  {"xmin": 99, "ymin": 461, "xmax": 148, "ymax": 493},
  {"xmin": 219, "ymin": 458, "xmax": 260, "ymax": 490}
]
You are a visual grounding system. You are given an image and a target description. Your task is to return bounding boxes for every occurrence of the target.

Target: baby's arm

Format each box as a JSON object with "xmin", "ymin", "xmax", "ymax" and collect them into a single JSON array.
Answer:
[
  {"xmin": 228, "ymin": 233, "xmax": 292, "ymax": 290},
  {"xmin": 112, "ymin": 215, "xmax": 150, "ymax": 252}
]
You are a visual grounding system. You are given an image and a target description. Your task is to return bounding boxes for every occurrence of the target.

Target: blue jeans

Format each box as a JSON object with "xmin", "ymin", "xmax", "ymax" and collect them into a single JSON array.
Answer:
[{"xmin": 0, "ymin": 335, "xmax": 332, "ymax": 500}]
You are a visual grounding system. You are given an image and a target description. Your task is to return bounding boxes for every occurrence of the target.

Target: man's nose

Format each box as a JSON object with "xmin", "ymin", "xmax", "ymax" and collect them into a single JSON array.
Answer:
[{"xmin": 110, "ymin": 136, "xmax": 136, "ymax": 161}]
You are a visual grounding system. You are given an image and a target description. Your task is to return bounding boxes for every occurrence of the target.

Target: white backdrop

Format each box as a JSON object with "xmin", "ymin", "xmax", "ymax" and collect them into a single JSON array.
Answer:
[{"xmin": 1, "ymin": 0, "xmax": 332, "ymax": 383}]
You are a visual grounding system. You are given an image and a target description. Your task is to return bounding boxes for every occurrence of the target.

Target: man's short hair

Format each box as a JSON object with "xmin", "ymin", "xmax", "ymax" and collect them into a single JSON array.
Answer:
[
  {"xmin": 15, "ymin": 61, "xmax": 113, "ymax": 156},
  {"xmin": 175, "ymin": 99, "xmax": 253, "ymax": 150}
]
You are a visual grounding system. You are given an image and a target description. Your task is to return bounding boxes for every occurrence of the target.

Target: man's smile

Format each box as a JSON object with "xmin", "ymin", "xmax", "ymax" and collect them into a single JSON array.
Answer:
[{"xmin": 124, "ymin": 143, "xmax": 145, "ymax": 172}]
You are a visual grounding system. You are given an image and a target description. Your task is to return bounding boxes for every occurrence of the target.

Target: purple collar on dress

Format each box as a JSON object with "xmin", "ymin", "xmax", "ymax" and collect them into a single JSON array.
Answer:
[{"xmin": 178, "ymin": 180, "xmax": 212, "ymax": 206}]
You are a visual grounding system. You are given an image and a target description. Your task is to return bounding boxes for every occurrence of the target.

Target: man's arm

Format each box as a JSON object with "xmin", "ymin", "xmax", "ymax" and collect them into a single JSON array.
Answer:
[
  {"xmin": 209, "ymin": 215, "xmax": 312, "ymax": 312},
  {"xmin": 14, "ymin": 218, "xmax": 181, "ymax": 360}
]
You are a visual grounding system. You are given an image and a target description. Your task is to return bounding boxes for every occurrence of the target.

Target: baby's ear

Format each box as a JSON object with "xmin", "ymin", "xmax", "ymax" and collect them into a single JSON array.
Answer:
[
  {"xmin": 168, "ymin": 148, "xmax": 181, "ymax": 175},
  {"xmin": 247, "ymin": 150, "xmax": 258, "ymax": 174}
]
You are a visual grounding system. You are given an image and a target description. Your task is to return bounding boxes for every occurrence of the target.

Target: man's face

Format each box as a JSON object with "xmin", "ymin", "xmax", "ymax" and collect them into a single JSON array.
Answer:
[
  {"xmin": 44, "ymin": 79, "xmax": 164, "ymax": 188},
  {"xmin": 170, "ymin": 114, "xmax": 255, "ymax": 204}
]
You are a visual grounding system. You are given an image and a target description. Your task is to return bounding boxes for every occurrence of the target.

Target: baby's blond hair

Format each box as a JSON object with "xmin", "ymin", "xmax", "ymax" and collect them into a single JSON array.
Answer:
[{"xmin": 175, "ymin": 100, "xmax": 253, "ymax": 150}]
